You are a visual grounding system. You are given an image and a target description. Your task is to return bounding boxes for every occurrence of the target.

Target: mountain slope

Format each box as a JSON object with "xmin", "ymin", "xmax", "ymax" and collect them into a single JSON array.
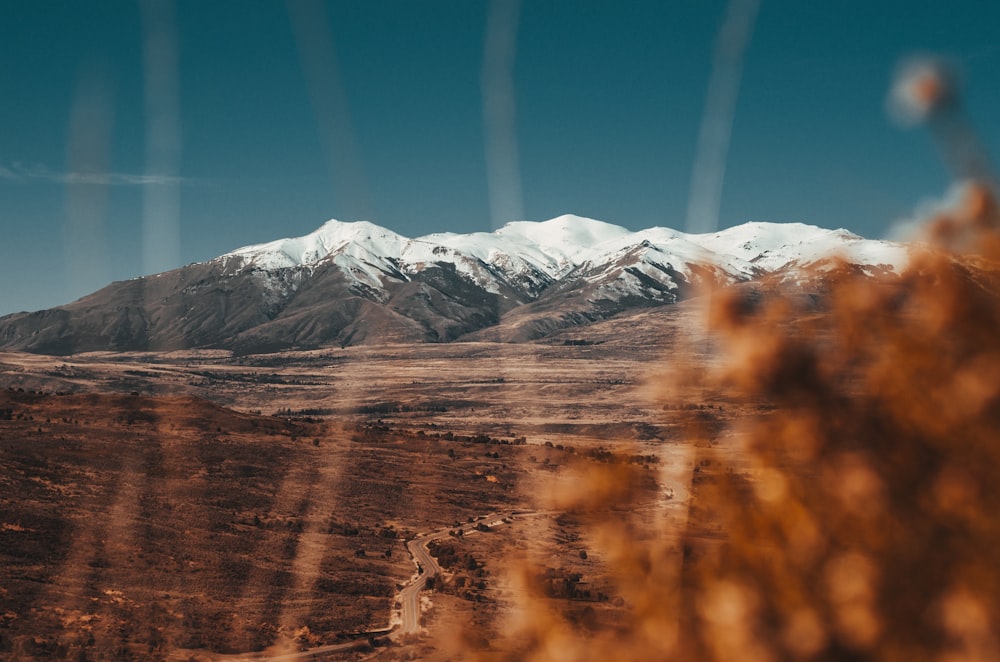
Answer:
[{"xmin": 0, "ymin": 215, "xmax": 909, "ymax": 354}]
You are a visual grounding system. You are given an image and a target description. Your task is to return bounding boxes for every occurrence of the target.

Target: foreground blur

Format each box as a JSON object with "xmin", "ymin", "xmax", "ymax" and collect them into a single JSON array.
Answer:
[{"xmin": 483, "ymin": 59, "xmax": 1000, "ymax": 661}]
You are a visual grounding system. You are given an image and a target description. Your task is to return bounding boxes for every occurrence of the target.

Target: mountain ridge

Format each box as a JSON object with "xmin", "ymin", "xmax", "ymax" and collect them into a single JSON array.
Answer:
[{"xmin": 0, "ymin": 215, "xmax": 908, "ymax": 354}]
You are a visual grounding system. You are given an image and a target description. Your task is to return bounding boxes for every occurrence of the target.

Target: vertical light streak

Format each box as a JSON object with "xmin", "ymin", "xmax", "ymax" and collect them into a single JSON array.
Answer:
[
  {"xmin": 140, "ymin": 0, "xmax": 182, "ymax": 275},
  {"xmin": 482, "ymin": 0, "xmax": 523, "ymax": 229},
  {"xmin": 685, "ymin": 0, "xmax": 760, "ymax": 235},
  {"xmin": 65, "ymin": 64, "xmax": 115, "ymax": 300},
  {"xmin": 287, "ymin": 0, "xmax": 374, "ymax": 222}
]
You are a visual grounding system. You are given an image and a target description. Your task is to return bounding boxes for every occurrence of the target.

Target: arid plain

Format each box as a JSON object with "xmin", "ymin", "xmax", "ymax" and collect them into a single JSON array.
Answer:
[{"xmin": 0, "ymin": 303, "xmax": 740, "ymax": 660}]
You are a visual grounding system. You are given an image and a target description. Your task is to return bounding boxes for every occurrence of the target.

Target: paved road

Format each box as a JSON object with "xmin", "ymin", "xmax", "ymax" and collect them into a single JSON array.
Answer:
[
  {"xmin": 243, "ymin": 511, "xmax": 550, "ymax": 660},
  {"xmin": 396, "ymin": 513, "xmax": 503, "ymax": 635},
  {"xmin": 398, "ymin": 534, "xmax": 437, "ymax": 635}
]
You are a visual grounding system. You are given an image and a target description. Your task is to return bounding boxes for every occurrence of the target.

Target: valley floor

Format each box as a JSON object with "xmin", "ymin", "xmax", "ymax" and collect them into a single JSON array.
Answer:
[{"xmin": 0, "ymin": 304, "xmax": 744, "ymax": 659}]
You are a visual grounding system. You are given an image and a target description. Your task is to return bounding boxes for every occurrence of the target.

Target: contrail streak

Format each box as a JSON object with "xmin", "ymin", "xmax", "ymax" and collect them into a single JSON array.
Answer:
[
  {"xmin": 685, "ymin": 0, "xmax": 760, "ymax": 234},
  {"xmin": 482, "ymin": 0, "xmax": 523, "ymax": 230}
]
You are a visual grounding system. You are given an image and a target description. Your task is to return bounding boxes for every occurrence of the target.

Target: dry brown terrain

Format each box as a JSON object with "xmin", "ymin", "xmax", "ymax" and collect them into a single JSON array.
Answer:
[
  {"xmin": 0, "ymin": 387, "xmax": 535, "ymax": 659},
  {"xmin": 4, "ymin": 171, "xmax": 998, "ymax": 662},
  {"xmin": 0, "ymin": 304, "xmax": 703, "ymax": 440},
  {"xmin": 0, "ymin": 304, "xmax": 727, "ymax": 659}
]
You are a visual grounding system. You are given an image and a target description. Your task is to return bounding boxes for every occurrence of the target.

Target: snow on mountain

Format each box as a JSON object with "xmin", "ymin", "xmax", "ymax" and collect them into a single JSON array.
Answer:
[
  {"xmin": 0, "ymin": 214, "xmax": 914, "ymax": 354},
  {"xmin": 222, "ymin": 219, "xmax": 410, "ymax": 271},
  {"xmin": 695, "ymin": 222, "xmax": 909, "ymax": 273},
  {"xmin": 217, "ymin": 214, "xmax": 907, "ymax": 304}
]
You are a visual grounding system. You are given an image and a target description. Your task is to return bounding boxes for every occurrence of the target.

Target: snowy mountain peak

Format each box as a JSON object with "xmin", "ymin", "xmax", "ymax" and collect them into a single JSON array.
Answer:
[
  {"xmin": 312, "ymin": 218, "xmax": 407, "ymax": 246},
  {"xmin": 222, "ymin": 218, "xmax": 408, "ymax": 270},
  {"xmin": 0, "ymin": 214, "xmax": 915, "ymax": 354},
  {"xmin": 217, "ymin": 214, "xmax": 908, "ymax": 295},
  {"xmin": 496, "ymin": 214, "xmax": 631, "ymax": 245},
  {"xmin": 695, "ymin": 221, "xmax": 890, "ymax": 272}
]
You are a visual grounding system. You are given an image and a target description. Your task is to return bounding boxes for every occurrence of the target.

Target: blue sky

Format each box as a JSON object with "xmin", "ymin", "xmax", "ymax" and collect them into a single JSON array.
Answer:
[{"xmin": 2, "ymin": 1, "xmax": 999, "ymax": 315}]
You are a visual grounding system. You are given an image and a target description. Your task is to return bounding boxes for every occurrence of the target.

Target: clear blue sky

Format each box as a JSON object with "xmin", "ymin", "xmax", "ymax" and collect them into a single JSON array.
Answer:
[{"xmin": 2, "ymin": 1, "xmax": 999, "ymax": 315}]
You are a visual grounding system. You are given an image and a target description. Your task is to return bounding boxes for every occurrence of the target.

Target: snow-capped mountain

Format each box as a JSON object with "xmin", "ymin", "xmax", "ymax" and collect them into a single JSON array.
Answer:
[
  {"xmin": 0, "ymin": 215, "xmax": 908, "ymax": 354},
  {"xmin": 220, "ymin": 214, "xmax": 905, "ymax": 298}
]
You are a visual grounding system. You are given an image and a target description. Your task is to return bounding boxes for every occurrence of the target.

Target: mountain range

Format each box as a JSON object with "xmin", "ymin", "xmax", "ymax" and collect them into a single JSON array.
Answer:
[{"xmin": 0, "ymin": 215, "xmax": 908, "ymax": 355}]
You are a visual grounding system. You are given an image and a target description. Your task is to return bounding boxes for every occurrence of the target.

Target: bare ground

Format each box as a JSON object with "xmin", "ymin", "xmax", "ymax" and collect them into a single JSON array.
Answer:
[{"xmin": 0, "ymin": 304, "xmax": 738, "ymax": 659}]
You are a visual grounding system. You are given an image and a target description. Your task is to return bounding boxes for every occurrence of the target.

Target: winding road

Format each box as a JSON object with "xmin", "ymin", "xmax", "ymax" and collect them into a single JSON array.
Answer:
[
  {"xmin": 396, "ymin": 513, "xmax": 505, "ymax": 636},
  {"xmin": 244, "ymin": 497, "xmax": 682, "ymax": 659},
  {"xmin": 242, "ymin": 513, "xmax": 506, "ymax": 660}
]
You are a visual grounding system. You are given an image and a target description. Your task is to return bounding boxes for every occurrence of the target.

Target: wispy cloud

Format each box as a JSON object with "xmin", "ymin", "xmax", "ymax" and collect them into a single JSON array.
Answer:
[
  {"xmin": 0, "ymin": 161, "xmax": 200, "ymax": 186},
  {"xmin": 0, "ymin": 164, "xmax": 20, "ymax": 180}
]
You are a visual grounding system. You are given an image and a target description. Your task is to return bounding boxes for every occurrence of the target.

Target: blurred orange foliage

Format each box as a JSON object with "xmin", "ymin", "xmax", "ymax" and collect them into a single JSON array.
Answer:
[{"xmin": 482, "ymin": 182, "xmax": 1000, "ymax": 660}]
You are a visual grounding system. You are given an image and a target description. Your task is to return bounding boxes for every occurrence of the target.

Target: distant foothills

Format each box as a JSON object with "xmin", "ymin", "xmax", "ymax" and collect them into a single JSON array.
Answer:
[{"xmin": 0, "ymin": 215, "xmax": 908, "ymax": 355}]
